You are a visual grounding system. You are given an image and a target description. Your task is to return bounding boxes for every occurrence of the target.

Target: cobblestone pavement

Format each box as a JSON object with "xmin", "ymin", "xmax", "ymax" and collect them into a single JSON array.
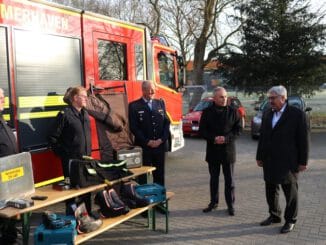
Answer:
[{"xmin": 28, "ymin": 131, "xmax": 326, "ymax": 245}]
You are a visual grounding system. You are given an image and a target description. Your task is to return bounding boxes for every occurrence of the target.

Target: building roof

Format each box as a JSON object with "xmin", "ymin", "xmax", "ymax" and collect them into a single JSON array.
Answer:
[{"xmin": 186, "ymin": 60, "xmax": 222, "ymax": 71}]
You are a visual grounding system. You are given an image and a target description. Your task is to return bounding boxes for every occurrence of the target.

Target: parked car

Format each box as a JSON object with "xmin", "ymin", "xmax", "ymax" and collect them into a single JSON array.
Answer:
[
  {"xmin": 251, "ymin": 96, "xmax": 312, "ymax": 139},
  {"xmin": 182, "ymin": 96, "xmax": 246, "ymax": 136},
  {"xmin": 319, "ymin": 83, "xmax": 326, "ymax": 90},
  {"xmin": 182, "ymin": 85, "xmax": 207, "ymax": 113}
]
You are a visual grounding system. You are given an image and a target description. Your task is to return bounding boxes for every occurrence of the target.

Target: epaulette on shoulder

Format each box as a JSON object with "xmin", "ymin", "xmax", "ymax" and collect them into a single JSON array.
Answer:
[{"xmin": 159, "ymin": 98, "xmax": 165, "ymax": 104}]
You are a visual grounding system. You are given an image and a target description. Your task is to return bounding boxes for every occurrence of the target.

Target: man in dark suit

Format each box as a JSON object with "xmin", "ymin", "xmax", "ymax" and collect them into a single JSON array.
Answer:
[
  {"xmin": 129, "ymin": 81, "xmax": 170, "ymax": 186},
  {"xmin": 0, "ymin": 88, "xmax": 19, "ymax": 244},
  {"xmin": 257, "ymin": 85, "xmax": 309, "ymax": 234},
  {"xmin": 199, "ymin": 87, "xmax": 241, "ymax": 216}
]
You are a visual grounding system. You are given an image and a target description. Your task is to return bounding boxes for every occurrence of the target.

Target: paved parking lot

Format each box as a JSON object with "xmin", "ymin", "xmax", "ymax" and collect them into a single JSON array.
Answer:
[{"xmin": 28, "ymin": 131, "xmax": 326, "ymax": 244}]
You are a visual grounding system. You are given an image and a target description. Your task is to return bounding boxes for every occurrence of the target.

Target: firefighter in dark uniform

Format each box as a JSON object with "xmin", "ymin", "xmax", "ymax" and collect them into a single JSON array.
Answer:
[
  {"xmin": 49, "ymin": 86, "xmax": 92, "ymax": 214},
  {"xmin": 129, "ymin": 81, "xmax": 170, "ymax": 186},
  {"xmin": 0, "ymin": 88, "xmax": 19, "ymax": 244}
]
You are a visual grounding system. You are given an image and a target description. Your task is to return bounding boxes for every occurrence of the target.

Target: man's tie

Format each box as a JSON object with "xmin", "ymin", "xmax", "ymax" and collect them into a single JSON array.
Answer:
[
  {"xmin": 272, "ymin": 110, "xmax": 282, "ymax": 128},
  {"xmin": 147, "ymin": 100, "xmax": 152, "ymax": 111}
]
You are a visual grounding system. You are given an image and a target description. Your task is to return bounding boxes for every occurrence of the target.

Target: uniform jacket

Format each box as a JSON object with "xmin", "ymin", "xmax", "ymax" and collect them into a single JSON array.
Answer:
[
  {"xmin": 256, "ymin": 104, "xmax": 309, "ymax": 184},
  {"xmin": 128, "ymin": 98, "xmax": 170, "ymax": 152},
  {"xmin": 199, "ymin": 104, "xmax": 241, "ymax": 164},
  {"xmin": 0, "ymin": 114, "xmax": 18, "ymax": 157},
  {"xmin": 49, "ymin": 106, "xmax": 91, "ymax": 176}
]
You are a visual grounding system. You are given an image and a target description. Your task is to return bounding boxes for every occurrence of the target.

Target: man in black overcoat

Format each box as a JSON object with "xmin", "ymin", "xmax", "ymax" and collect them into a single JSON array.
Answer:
[
  {"xmin": 0, "ymin": 88, "xmax": 19, "ymax": 244},
  {"xmin": 199, "ymin": 87, "xmax": 241, "ymax": 215},
  {"xmin": 129, "ymin": 81, "xmax": 170, "ymax": 186},
  {"xmin": 256, "ymin": 85, "xmax": 309, "ymax": 233}
]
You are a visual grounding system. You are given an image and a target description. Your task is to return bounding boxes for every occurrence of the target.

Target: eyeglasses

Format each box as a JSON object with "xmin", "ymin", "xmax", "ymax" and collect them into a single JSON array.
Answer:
[{"xmin": 268, "ymin": 95, "xmax": 280, "ymax": 101}]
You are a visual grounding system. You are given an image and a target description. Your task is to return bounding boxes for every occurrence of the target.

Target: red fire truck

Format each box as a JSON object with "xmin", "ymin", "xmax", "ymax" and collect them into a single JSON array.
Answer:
[{"xmin": 0, "ymin": 0, "xmax": 184, "ymax": 186}]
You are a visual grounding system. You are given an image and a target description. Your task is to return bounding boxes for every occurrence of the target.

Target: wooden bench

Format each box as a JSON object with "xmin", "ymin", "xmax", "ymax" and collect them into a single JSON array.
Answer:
[
  {"xmin": 0, "ymin": 166, "xmax": 174, "ymax": 244},
  {"xmin": 75, "ymin": 191, "xmax": 174, "ymax": 244}
]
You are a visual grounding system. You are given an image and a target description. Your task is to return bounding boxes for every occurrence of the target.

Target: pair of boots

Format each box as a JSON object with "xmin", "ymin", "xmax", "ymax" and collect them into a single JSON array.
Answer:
[{"xmin": 94, "ymin": 188, "xmax": 130, "ymax": 218}]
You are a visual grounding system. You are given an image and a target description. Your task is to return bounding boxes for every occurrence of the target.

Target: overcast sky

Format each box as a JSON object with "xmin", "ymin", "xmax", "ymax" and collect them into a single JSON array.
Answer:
[
  {"xmin": 216, "ymin": 0, "xmax": 325, "ymax": 55},
  {"xmin": 310, "ymin": 0, "xmax": 325, "ymax": 21}
]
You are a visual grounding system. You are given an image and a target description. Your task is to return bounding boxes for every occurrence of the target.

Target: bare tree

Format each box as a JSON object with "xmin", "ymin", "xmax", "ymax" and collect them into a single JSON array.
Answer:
[
  {"xmin": 48, "ymin": 0, "xmax": 149, "ymax": 22},
  {"xmin": 49, "ymin": 0, "xmax": 241, "ymax": 88},
  {"xmin": 147, "ymin": 0, "xmax": 162, "ymax": 35},
  {"xmin": 161, "ymin": 0, "xmax": 241, "ymax": 83},
  {"xmin": 191, "ymin": 0, "xmax": 241, "ymax": 85},
  {"xmin": 163, "ymin": 0, "xmax": 196, "ymax": 70},
  {"xmin": 159, "ymin": 0, "xmax": 241, "ymax": 109}
]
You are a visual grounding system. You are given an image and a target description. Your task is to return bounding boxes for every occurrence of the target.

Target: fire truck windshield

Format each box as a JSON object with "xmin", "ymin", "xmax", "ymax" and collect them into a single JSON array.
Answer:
[{"xmin": 158, "ymin": 52, "xmax": 176, "ymax": 89}]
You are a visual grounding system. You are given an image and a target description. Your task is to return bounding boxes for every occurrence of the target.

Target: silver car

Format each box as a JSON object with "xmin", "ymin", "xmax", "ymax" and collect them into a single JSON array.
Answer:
[{"xmin": 251, "ymin": 96, "xmax": 312, "ymax": 139}]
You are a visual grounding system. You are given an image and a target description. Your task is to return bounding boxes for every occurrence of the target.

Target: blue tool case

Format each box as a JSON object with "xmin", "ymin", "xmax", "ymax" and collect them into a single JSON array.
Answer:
[
  {"xmin": 135, "ymin": 183, "xmax": 166, "ymax": 203},
  {"xmin": 34, "ymin": 215, "xmax": 76, "ymax": 245}
]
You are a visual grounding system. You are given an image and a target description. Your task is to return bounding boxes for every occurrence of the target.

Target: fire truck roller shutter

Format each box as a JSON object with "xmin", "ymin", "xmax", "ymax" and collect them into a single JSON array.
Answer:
[
  {"xmin": 0, "ymin": 27, "xmax": 12, "ymax": 122},
  {"xmin": 13, "ymin": 30, "xmax": 83, "ymax": 152}
]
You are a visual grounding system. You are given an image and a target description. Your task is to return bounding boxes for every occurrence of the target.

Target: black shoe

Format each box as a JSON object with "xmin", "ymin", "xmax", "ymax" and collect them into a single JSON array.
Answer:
[
  {"xmin": 1, "ymin": 226, "xmax": 18, "ymax": 245},
  {"xmin": 260, "ymin": 216, "xmax": 282, "ymax": 226},
  {"xmin": 227, "ymin": 207, "xmax": 235, "ymax": 216},
  {"xmin": 202, "ymin": 203, "xmax": 218, "ymax": 213},
  {"xmin": 1, "ymin": 235, "xmax": 17, "ymax": 245},
  {"xmin": 280, "ymin": 222, "xmax": 295, "ymax": 233}
]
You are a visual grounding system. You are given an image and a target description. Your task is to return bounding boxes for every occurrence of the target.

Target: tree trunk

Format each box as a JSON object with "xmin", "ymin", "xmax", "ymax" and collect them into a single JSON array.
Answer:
[{"xmin": 189, "ymin": 37, "xmax": 208, "ymax": 109}]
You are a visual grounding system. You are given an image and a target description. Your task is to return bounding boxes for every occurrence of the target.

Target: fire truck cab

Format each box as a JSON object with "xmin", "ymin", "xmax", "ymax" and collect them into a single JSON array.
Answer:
[{"xmin": 0, "ymin": 0, "xmax": 184, "ymax": 186}]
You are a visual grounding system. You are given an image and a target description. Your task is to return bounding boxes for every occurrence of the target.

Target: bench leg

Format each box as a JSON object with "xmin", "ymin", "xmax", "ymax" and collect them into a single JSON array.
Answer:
[
  {"xmin": 146, "ymin": 171, "xmax": 153, "ymax": 184},
  {"xmin": 22, "ymin": 212, "xmax": 31, "ymax": 245},
  {"xmin": 154, "ymin": 200, "xmax": 169, "ymax": 233},
  {"xmin": 146, "ymin": 169, "xmax": 155, "ymax": 230},
  {"xmin": 146, "ymin": 207, "xmax": 156, "ymax": 231},
  {"xmin": 165, "ymin": 200, "xmax": 169, "ymax": 234},
  {"xmin": 152, "ymin": 208, "xmax": 156, "ymax": 231}
]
